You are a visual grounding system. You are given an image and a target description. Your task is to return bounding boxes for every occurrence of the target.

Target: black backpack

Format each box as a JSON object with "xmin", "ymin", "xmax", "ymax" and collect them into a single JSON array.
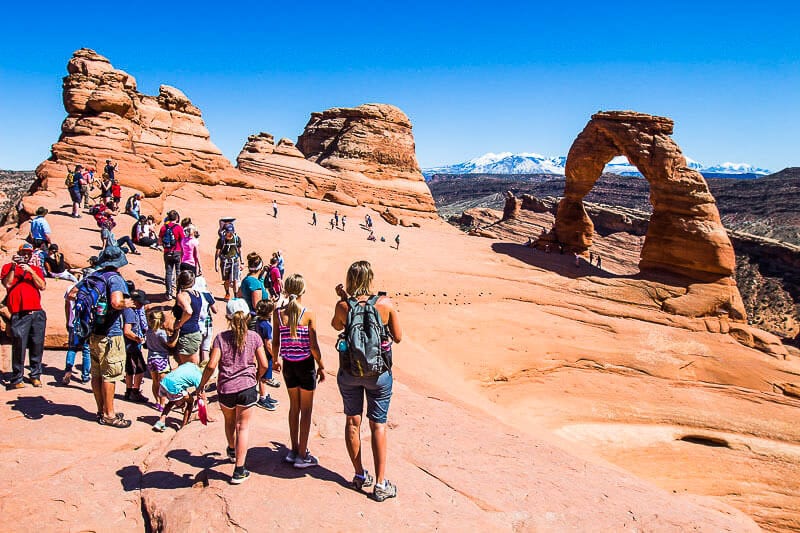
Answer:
[{"xmin": 338, "ymin": 296, "xmax": 389, "ymax": 377}]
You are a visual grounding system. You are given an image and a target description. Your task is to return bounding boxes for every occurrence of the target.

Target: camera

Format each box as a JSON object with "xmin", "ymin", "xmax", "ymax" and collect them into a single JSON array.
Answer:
[{"xmin": 12, "ymin": 254, "xmax": 29, "ymax": 264}]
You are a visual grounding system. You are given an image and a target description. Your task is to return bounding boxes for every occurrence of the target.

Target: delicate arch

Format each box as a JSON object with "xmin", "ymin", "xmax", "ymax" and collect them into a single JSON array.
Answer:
[{"xmin": 553, "ymin": 111, "xmax": 736, "ymax": 281}]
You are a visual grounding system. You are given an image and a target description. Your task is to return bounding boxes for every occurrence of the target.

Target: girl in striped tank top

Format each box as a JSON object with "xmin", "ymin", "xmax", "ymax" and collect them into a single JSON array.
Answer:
[{"xmin": 273, "ymin": 273, "xmax": 325, "ymax": 469}]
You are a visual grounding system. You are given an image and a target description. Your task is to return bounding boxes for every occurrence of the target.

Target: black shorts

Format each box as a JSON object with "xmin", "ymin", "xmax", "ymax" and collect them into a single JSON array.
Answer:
[
  {"xmin": 282, "ymin": 357, "xmax": 317, "ymax": 391},
  {"xmin": 125, "ymin": 342, "xmax": 147, "ymax": 376},
  {"xmin": 218, "ymin": 385, "xmax": 258, "ymax": 409}
]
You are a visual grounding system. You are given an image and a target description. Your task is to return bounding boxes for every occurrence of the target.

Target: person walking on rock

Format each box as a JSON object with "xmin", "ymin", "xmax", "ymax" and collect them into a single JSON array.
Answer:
[
  {"xmin": 83, "ymin": 246, "xmax": 137, "ymax": 428},
  {"xmin": 197, "ymin": 298, "xmax": 270, "ymax": 484},
  {"xmin": 311, "ymin": 211, "xmax": 317, "ymax": 226},
  {"xmin": 272, "ymin": 199, "xmax": 278, "ymax": 218},
  {"xmin": 394, "ymin": 234, "xmax": 400, "ymax": 250},
  {"xmin": 331, "ymin": 261, "xmax": 402, "ymax": 501},
  {"xmin": 159, "ymin": 210, "xmax": 185, "ymax": 299},
  {"xmin": 274, "ymin": 274, "xmax": 325, "ymax": 469},
  {"xmin": 2, "ymin": 243, "xmax": 47, "ymax": 389},
  {"xmin": 215, "ymin": 224, "xmax": 242, "ymax": 300}
]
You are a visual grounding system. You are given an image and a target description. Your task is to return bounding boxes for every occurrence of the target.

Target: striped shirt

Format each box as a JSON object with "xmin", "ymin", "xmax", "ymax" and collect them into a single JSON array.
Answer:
[{"xmin": 278, "ymin": 308, "xmax": 311, "ymax": 362}]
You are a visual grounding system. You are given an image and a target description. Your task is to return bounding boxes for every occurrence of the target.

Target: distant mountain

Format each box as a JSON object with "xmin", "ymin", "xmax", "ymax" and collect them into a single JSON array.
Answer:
[{"xmin": 423, "ymin": 152, "xmax": 771, "ymax": 179}]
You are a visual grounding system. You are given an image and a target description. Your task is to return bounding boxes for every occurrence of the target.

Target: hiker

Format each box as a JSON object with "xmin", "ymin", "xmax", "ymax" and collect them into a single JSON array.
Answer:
[
  {"xmin": 131, "ymin": 216, "xmax": 160, "ymax": 249},
  {"xmin": 574, "ymin": 253, "xmax": 580, "ymax": 267},
  {"xmin": 62, "ymin": 279, "xmax": 91, "ymax": 385},
  {"xmin": 82, "ymin": 246, "xmax": 137, "ymax": 428},
  {"xmin": 589, "ymin": 251, "xmax": 595, "ymax": 264},
  {"xmin": 274, "ymin": 251, "xmax": 285, "ymax": 278},
  {"xmin": 272, "ymin": 200, "xmax": 278, "ymax": 218},
  {"xmin": 171, "ymin": 270, "xmax": 203, "ymax": 364},
  {"xmin": 597, "ymin": 255, "xmax": 602, "ymax": 269},
  {"xmin": 124, "ymin": 193, "xmax": 142, "ymax": 219},
  {"xmin": 334, "ymin": 210, "xmax": 339, "ymax": 228},
  {"xmin": 145, "ymin": 310, "xmax": 172, "ymax": 412},
  {"xmin": 122, "ymin": 289, "xmax": 149, "ymax": 403},
  {"xmin": 332, "ymin": 261, "xmax": 403, "ymax": 501},
  {"xmin": 67, "ymin": 166, "xmax": 84, "ymax": 217},
  {"xmin": 111, "ymin": 180, "xmax": 122, "ymax": 211},
  {"xmin": 265, "ymin": 256, "xmax": 282, "ymax": 301},
  {"xmin": 2, "ymin": 243, "xmax": 47, "ymax": 389},
  {"xmin": 367, "ymin": 230, "xmax": 376, "ymax": 242},
  {"xmin": 80, "ymin": 167, "xmax": 95, "ymax": 209},
  {"xmin": 99, "ymin": 175, "xmax": 113, "ymax": 205},
  {"xmin": 28, "ymin": 207, "xmax": 52, "ymax": 249},
  {"xmin": 197, "ymin": 298, "xmax": 270, "ymax": 484},
  {"xmin": 215, "ymin": 223, "xmax": 242, "ymax": 300},
  {"xmin": 159, "ymin": 210, "xmax": 185, "ymax": 300},
  {"xmin": 193, "ymin": 276, "xmax": 217, "ymax": 363},
  {"xmin": 311, "ymin": 211, "xmax": 317, "ymax": 226},
  {"xmin": 101, "ymin": 219, "xmax": 139, "ymax": 255},
  {"xmin": 44, "ymin": 244, "xmax": 79, "ymax": 283},
  {"xmin": 341, "ymin": 216, "xmax": 346, "ymax": 231},
  {"xmin": 239, "ymin": 253, "xmax": 267, "ymax": 317},
  {"xmin": 365, "ymin": 214, "xmax": 372, "ymax": 229},
  {"xmin": 103, "ymin": 159, "xmax": 117, "ymax": 182},
  {"xmin": 274, "ymin": 273, "xmax": 325, "ymax": 469},
  {"xmin": 330, "ymin": 218, "xmax": 335, "ymax": 230},
  {"xmin": 394, "ymin": 234, "xmax": 400, "ymax": 250},
  {"xmin": 180, "ymin": 224, "xmax": 201, "ymax": 275},
  {"xmin": 152, "ymin": 359, "xmax": 203, "ymax": 432},
  {"xmin": 255, "ymin": 298, "xmax": 280, "ymax": 393}
]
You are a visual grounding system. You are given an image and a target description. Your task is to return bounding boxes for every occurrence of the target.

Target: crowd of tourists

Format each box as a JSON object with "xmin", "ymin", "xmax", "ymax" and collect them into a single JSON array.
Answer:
[{"xmin": 1, "ymin": 161, "xmax": 403, "ymax": 501}]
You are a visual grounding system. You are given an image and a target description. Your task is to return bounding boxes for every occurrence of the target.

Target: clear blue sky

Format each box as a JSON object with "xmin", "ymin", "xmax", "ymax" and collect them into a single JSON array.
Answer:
[{"xmin": 1, "ymin": 1, "xmax": 798, "ymax": 171}]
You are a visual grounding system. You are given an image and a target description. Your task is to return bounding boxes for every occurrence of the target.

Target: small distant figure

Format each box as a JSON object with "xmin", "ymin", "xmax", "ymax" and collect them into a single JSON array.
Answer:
[
  {"xmin": 272, "ymin": 200, "xmax": 278, "ymax": 218},
  {"xmin": 367, "ymin": 230, "xmax": 376, "ymax": 241},
  {"xmin": 365, "ymin": 214, "xmax": 373, "ymax": 229},
  {"xmin": 596, "ymin": 255, "xmax": 602, "ymax": 269},
  {"xmin": 589, "ymin": 251, "xmax": 595, "ymax": 264},
  {"xmin": 545, "ymin": 244, "xmax": 551, "ymax": 253},
  {"xmin": 559, "ymin": 243, "xmax": 564, "ymax": 255},
  {"xmin": 111, "ymin": 180, "xmax": 122, "ymax": 211},
  {"xmin": 334, "ymin": 210, "xmax": 339, "ymax": 228},
  {"xmin": 341, "ymin": 215, "xmax": 346, "ymax": 231},
  {"xmin": 526, "ymin": 236, "xmax": 533, "ymax": 247},
  {"xmin": 394, "ymin": 234, "xmax": 400, "ymax": 250},
  {"xmin": 574, "ymin": 252, "xmax": 580, "ymax": 267},
  {"xmin": 311, "ymin": 211, "xmax": 317, "ymax": 226},
  {"xmin": 330, "ymin": 218, "xmax": 335, "ymax": 230},
  {"xmin": 104, "ymin": 159, "xmax": 118, "ymax": 181}
]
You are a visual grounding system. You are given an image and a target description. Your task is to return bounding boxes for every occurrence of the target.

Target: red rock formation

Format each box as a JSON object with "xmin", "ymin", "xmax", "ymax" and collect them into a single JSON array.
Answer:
[
  {"xmin": 35, "ymin": 49, "xmax": 238, "ymax": 197},
  {"xmin": 297, "ymin": 104, "xmax": 437, "ymax": 214},
  {"xmin": 546, "ymin": 111, "xmax": 745, "ymax": 320}
]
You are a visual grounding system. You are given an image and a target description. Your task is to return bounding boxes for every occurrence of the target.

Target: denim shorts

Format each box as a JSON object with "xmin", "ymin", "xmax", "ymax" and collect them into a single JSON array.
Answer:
[{"xmin": 337, "ymin": 369, "xmax": 392, "ymax": 423}]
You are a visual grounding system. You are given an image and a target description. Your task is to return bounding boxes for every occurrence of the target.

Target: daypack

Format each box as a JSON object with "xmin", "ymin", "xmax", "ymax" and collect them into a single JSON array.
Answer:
[
  {"xmin": 219, "ymin": 235, "xmax": 241, "ymax": 259},
  {"xmin": 162, "ymin": 223, "xmax": 177, "ymax": 249},
  {"xmin": 71, "ymin": 271, "xmax": 119, "ymax": 339},
  {"xmin": 339, "ymin": 296, "xmax": 389, "ymax": 377},
  {"xmin": 65, "ymin": 171, "xmax": 76, "ymax": 187}
]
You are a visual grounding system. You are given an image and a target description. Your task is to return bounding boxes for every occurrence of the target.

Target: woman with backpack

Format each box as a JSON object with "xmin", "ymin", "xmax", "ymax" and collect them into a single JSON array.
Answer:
[
  {"xmin": 274, "ymin": 273, "xmax": 325, "ymax": 469},
  {"xmin": 331, "ymin": 260, "xmax": 403, "ymax": 502}
]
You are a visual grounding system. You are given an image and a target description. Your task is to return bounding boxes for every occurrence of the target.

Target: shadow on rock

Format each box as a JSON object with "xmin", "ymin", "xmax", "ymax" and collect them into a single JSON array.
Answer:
[
  {"xmin": 117, "ymin": 464, "xmax": 220, "ymax": 492},
  {"xmin": 5, "ymin": 395, "xmax": 96, "ymax": 422},
  {"xmin": 246, "ymin": 442, "xmax": 351, "ymax": 488},
  {"xmin": 491, "ymin": 242, "xmax": 620, "ymax": 280}
]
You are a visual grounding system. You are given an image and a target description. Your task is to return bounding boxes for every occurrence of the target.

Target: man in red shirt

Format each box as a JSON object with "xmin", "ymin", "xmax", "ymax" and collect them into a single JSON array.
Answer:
[
  {"xmin": 158, "ymin": 210, "xmax": 185, "ymax": 300},
  {"xmin": 2, "ymin": 243, "xmax": 47, "ymax": 388}
]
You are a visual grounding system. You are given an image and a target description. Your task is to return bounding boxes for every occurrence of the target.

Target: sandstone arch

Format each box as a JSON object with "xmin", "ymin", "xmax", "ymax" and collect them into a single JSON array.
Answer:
[{"xmin": 551, "ymin": 111, "xmax": 745, "ymax": 319}]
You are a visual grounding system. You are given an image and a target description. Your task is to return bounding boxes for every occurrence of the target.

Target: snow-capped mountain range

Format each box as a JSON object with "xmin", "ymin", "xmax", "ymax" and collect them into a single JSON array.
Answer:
[{"xmin": 422, "ymin": 152, "xmax": 771, "ymax": 178}]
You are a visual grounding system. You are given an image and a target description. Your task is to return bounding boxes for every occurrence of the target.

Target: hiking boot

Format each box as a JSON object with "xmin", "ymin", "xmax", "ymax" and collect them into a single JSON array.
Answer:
[
  {"xmin": 264, "ymin": 378, "xmax": 281, "ymax": 388},
  {"xmin": 256, "ymin": 397, "xmax": 276, "ymax": 411},
  {"xmin": 293, "ymin": 452, "xmax": 319, "ymax": 469},
  {"xmin": 98, "ymin": 412, "xmax": 125, "ymax": 423},
  {"xmin": 230, "ymin": 467, "xmax": 250, "ymax": 485},
  {"xmin": 8, "ymin": 382, "xmax": 25, "ymax": 390},
  {"xmin": 30, "ymin": 378, "xmax": 42, "ymax": 388},
  {"xmin": 128, "ymin": 390, "xmax": 149, "ymax": 403},
  {"xmin": 353, "ymin": 470, "xmax": 374, "ymax": 490},
  {"xmin": 226, "ymin": 446, "xmax": 236, "ymax": 463},
  {"xmin": 372, "ymin": 480, "xmax": 397, "ymax": 502},
  {"xmin": 284, "ymin": 449, "xmax": 297, "ymax": 464}
]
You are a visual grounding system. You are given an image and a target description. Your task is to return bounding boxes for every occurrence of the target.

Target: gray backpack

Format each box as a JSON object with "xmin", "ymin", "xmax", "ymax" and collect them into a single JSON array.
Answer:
[{"xmin": 339, "ymin": 296, "xmax": 388, "ymax": 377}]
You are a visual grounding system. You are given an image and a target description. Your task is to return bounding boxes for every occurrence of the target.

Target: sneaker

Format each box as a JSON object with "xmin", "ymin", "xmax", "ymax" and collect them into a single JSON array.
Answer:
[
  {"xmin": 152, "ymin": 420, "xmax": 166, "ymax": 432},
  {"xmin": 256, "ymin": 397, "xmax": 276, "ymax": 411},
  {"xmin": 372, "ymin": 480, "xmax": 397, "ymax": 502},
  {"xmin": 265, "ymin": 394, "xmax": 279, "ymax": 406},
  {"xmin": 30, "ymin": 378, "xmax": 42, "ymax": 388},
  {"xmin": 264, "ymin": 378, "xmax": 281, "ymax": 388},
  {"xmin": 153, "ymin": 403, "xmax": 164, "ymax": 412},
  {"xmin": 81, "ymin": 376, "xmax": 91, "ymax": 384},
  {"xmin": 61, "ymin": 372, "xmax": 72, "ymax": 385},
  {"xmin": 353, "ymin": 470, "xmax": 374, "ymax": 490},
  {"xmin": 284, "ymin": 449, "xmax": 297, "ymax": 464},
  {"xmin": 7, "ymin": 382, "xmax": 24, "ymax": 390},
  {"xmin": 226, "ymin": 446, "xmax": 236, "ymax": 463},
  {"xmin": 293, "ymin": 452, "xmax": 319, "ymax": 469},
  {"xmin": 129, "ymin": 390, "xmax": 149, "ymax": 403},
  {"xmin": 231, "ymin": 467, "xmax": 250, "ymax": 485}
]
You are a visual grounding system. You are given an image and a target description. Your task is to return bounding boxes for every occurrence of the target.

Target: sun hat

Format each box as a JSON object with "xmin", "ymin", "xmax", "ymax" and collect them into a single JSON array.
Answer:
[
  {"xmin": 130, "ymin": 290, "xmax": 150, "ymax": 306},
  {"xmin": 18, "ymin": 243, "xmax": 34, "ymax": 253},
  {"xmin": 95, "ymin": 245, "xmax": 128, "ymax": 270},
  {"xmin": 225, "ymin": 298, "xmax": 249, "ymax": 318}
]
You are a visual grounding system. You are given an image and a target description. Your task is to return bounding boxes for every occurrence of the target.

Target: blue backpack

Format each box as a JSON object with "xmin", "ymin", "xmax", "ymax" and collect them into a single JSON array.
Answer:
[
  {"xmin": 161, "ymin": 223, "xmax": 177, "ymax": 249},
  {"xmin": 72, "ymin": 271, "xmax": 119, "ymax": 339}
]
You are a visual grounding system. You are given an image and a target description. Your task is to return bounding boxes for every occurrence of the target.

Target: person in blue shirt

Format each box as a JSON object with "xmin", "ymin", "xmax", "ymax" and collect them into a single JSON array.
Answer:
[
  {"xmin": 28, "ymin": 207, "xmax": 52, "ymax": 249},
  {"xmin": 152, "ymin": 361, "xmax": 203, "ymax": 432}
]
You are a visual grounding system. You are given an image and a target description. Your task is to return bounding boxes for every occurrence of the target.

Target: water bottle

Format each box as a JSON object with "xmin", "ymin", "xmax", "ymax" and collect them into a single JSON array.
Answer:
[
  {"xmin": 95, "ymin": 300, "xmax": 107, "ymax": 317},
  {"xmin": 337, "ymin": 336, "xmax": 348, "ymax": 353}
]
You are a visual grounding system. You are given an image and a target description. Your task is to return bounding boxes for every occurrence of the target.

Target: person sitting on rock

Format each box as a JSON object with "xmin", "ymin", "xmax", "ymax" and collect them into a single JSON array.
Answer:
[
  {"xmin": 124, "ymin": 193, "xmax": 142, "ymax": 219},
  {"xmin": 131, "ymin": 216, "xmax": 160, "ymax": 249},
  {"xmin": 44, "ymin": 244, "xmax": 78, "ymax": 283}
]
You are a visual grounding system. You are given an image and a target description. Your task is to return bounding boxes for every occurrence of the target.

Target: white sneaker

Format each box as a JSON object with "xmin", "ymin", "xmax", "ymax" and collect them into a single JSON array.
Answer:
[
  {"xmin": 284, "ymin": 450, "xmax": 297, "ymax": 464},
  {"xmin": 293, "ymin": 452, "xmax": 319, "ymax": 469}
]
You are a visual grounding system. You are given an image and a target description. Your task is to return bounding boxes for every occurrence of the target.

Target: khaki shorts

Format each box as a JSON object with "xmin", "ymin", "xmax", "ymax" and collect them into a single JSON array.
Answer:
[
  {"xmin": 89, "ymin": 334, "xmax": 125, "ymax": 382},
  {"xmin": 176, "ymin": 331, "xmax": 203, "ymax": 356}
]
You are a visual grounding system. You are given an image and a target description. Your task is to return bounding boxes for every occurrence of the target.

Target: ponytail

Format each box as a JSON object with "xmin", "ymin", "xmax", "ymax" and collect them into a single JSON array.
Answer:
[
  {"xmin": 282, "ymin": 273, "xmax": 306, "ymax": 338},
  {"xmin": 228, "ymin": 311, "xmax": 249, "ymax": 351},
  {"xmin": 287, "ymin": 294, "xmax": 301, "ymax": 338}
]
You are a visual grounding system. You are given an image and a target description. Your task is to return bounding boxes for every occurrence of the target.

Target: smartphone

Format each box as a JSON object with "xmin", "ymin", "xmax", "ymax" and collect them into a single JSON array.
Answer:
[{"xmin": 377, "ymin": 291, "xmax": 387, "ymax": 297}]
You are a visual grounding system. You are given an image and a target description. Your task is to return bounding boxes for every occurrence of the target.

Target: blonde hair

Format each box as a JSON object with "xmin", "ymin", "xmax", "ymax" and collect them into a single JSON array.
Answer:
[
  {"xmin": 227, "ymin": 311, "xmax": 249, "ymax": 352},
  {"xmin": 283, "ymin": 273, "xmax": 306, "ymax": 338},
  {"xmin": 346, "ymin": 260, "xmax": 373, "ymax": 297},
  {"xmin": 147, "ymin": 310, "xmax": 165, "ymax": 331}
]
